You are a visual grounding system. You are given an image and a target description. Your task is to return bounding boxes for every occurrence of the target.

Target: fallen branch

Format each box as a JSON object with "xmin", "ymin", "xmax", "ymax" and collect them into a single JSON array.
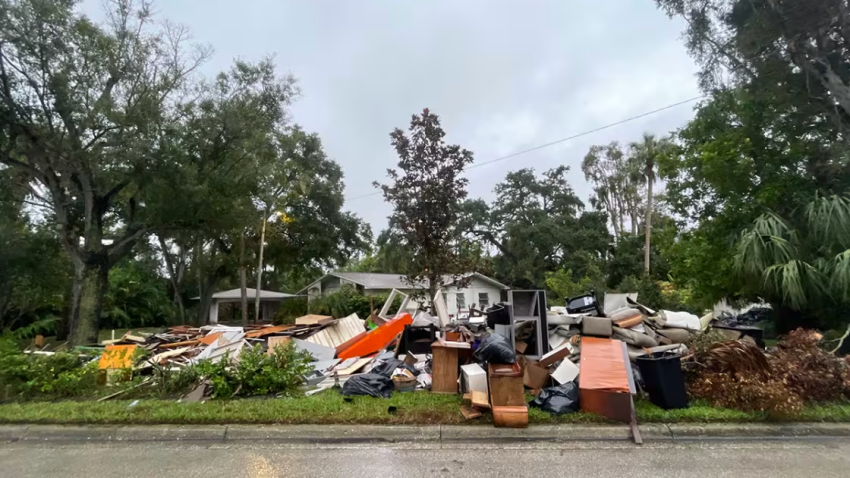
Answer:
[
  {"xmin": 96, "ymin": 378, "xmax": 154, "ymax": 402},
  {"xmin": 828, "ymin": 323, "xmax": 850, "ymax": 354}
]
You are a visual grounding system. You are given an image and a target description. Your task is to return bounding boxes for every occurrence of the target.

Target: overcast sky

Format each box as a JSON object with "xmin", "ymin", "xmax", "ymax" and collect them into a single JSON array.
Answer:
[{"xmin": 83, "ymin": 0, "xmax": 701, "ymax": 235}]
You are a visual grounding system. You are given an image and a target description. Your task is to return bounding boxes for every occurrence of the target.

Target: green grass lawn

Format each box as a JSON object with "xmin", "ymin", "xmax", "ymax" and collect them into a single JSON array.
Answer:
[{"xmin": 0, "ymin": 391, "xmax": 848, "ymax": 426}]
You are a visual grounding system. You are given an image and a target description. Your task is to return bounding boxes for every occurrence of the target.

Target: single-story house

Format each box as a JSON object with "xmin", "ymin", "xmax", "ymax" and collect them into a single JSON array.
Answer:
[
  {"xmin": 204, "ymin": 288, "xmax": 298, "ymax": 324},
  {"xmin": 297, "ymin": 272, "xmax": 510, "ymax": 314}
]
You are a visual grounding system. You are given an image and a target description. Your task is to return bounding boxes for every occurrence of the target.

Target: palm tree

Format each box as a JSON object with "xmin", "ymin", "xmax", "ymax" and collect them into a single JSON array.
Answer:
[
  {"xmin": 735, "ymin": 195, "xmax": 850, "ymax": 351},
  {"xmin": 629, "ymin": 134, "xmax": 672, "ymax": 273}
]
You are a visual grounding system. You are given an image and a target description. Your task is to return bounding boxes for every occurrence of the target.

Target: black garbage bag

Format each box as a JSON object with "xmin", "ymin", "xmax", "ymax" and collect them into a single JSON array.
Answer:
[
  {"xmin": 371, "ymin": 357, "xmax": 419, "ymax": 377},
  {"xmin": 341, "ymin": 373, "xmax": 394, "ymax": 398},
  {"xmin": 528, "ymin": 382, "xmax": 579, "ymax": 415},
  {"xmin": 474, "ymin": 333, "xmax": 516, "ymax": 364},
  {"xmin": 370, "ymin": 358, "xmax": 404, "ymax": 377}
]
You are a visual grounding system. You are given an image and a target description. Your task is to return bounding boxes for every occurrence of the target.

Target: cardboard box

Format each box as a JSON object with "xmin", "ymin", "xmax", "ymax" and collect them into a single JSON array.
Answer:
[{"xmin": 520, "ymin": 357, "xmax": 551, "ymax": 390}]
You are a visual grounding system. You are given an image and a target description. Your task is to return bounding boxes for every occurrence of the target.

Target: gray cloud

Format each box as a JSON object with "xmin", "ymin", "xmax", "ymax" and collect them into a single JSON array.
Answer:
[{"xmin": 83, "ymin": 0, "xmax": 700, "ymax": 234}]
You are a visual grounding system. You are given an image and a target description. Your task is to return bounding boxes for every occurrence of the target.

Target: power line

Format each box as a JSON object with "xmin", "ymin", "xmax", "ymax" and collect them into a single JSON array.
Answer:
[{"xmin": 346, "ymin": 95, "xmax": 704, "ymax": 202}]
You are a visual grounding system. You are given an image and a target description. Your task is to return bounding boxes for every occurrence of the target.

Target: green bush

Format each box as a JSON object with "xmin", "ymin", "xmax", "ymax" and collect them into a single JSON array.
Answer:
[
  {"xmin": 102, "ymin": 260, "xmax": 174, "ymax": 330},
  {"xmin": 273, "ymin": 297, "xmax": 308, "ymax": 325},
  {"xmin": 194, "ymin": 340, "xmax": 312, "ymax": 399},
  {"xmin": 0, "ymin": 336, "xmax": 99, "ymax": 400},
  {"xmin": 303, "ymin": 285, "xmax": 402, "ymax": 319},
  {"xmin": 617, "ymin": 274, "xmax": 702, "ymax": 314}
]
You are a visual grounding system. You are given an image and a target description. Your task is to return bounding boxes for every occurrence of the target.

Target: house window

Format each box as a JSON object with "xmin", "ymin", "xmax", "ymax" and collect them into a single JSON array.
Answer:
[
  {"xmin": 442, "ymin": 292, "xmax": 448, "ymax": 306},
  {"xmin": 456, "ymin": 293, "xmax": 466, "ymax": 310},
  {"xmin": 478, "ymin": 292, "xmax": 489, "ymax": 309}
]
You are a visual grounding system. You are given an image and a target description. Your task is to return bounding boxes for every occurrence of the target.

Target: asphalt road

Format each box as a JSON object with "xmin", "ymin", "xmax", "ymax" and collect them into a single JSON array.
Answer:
[{"xmin": 1, "ymin": 438, "xmax": 849, "ymax": 478}]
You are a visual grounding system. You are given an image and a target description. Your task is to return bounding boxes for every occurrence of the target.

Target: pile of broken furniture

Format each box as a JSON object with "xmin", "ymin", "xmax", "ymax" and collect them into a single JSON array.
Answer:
[{"xmin": 91, "ymin": 287, "xmax": 718, "ymax": 439}]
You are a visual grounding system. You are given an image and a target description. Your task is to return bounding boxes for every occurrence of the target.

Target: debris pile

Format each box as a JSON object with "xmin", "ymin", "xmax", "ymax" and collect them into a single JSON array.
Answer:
[{"xmin": 82, "ymin": 287, "xmax": 773, "ymax": 438}]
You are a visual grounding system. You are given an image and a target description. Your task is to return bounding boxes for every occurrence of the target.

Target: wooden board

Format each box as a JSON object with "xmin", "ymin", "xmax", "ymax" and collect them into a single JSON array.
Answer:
[
  {"xmin": 199, "ymin": 332, "xmax": 222, "ymax": 345},
  {"xmin": 460, "ymin": 405, "xmax": 483, "ymax": 420},
  {"xmin": 334, "ymin": 356, "xmax": 373, "ymax": 376},
  {"xmin": 160, "ymin": 339, "xmax": 200, "ymax": 349},
  {"xmin": 431, "ymin": 343, "xmax": 460, "ymax": 394},
  {"xmin": 245, "ymin": 325, "xmax": 295, "ymax": 338},
  {"xmin": 266, "ymin": 336, "xmax": 290, "ymax": 355},
  {"xmin": 295, "ymin": 314, "xmax": 334, "ymax": 325}
]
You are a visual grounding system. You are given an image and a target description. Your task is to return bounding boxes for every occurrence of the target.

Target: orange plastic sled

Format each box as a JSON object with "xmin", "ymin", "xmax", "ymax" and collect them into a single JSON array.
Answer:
[{"xmin": 337, "ymin": 313, "xmax": 413, "ymax": 360}]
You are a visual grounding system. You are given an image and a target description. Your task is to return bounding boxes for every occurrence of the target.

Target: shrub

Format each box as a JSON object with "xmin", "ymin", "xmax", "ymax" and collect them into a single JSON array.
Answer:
[
  {"xmin": 0, "ymin": 336, "xmax": 99, "ymax": 400},
  {"xmin": 274, "ymin": 297, "xmax": 308, "ymax": 325},
  {"xmin": 303, "ymin": 285, "xmax": 402, "ymax": 319},
  {"xmin": 194, "ymin": 340, "xmax": 312, "ymax": 399}
]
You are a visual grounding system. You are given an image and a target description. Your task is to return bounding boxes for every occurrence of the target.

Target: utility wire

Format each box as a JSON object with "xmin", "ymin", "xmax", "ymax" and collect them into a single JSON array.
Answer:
[{"xmin": 346, "ymin": 95, "xmax": 704, "ymax": 202}]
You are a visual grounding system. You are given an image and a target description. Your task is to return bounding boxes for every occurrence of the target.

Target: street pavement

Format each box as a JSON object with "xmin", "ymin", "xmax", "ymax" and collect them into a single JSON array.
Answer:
[{"xmin": 1, "ymin": 438, "xmax": 849, "ymax": 478}]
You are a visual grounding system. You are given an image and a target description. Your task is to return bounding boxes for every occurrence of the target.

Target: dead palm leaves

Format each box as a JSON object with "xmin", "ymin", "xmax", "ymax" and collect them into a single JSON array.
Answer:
[{"xmin": 701, "ymin": 340, "xmax": 771, "ymax": 379}]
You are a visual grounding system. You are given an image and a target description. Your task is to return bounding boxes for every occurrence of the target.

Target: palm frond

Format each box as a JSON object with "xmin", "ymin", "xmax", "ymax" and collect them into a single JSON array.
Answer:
[
  {"xmin": 735, "ymin": 212, "xmax": 797, "ymax": 275},
  {"xmin": 830, "ymin": 250, "xmax": 850, "ymax": 301},
  {"xmin": 806, "ymin": 195, "xmax": 850, "ymax": 250},
  {"xmin": 763, "ymin": 260, "xmax": 827, "ymax": 309},
  {"xmin": 702, "ymin": 340, "xmax": 771, "ymax": 378}
]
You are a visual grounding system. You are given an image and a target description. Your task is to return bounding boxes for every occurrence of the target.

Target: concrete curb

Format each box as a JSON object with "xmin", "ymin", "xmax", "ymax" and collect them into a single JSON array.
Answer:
[{"xmin": 1, "ymin": 423, "xmax": 849, "ymax": 444}]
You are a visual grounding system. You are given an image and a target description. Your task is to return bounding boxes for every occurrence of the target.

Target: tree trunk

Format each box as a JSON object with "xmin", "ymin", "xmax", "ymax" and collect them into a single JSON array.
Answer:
[
  {"xmin": 254, "ymin": 213, "xmax": 268, "ymax": 323},
  {"xmin": 158, "ymin": 236, "xmax": 186, "ymax": 323},
  {"xmin": 428, "ymin": 273, "xmax": 439, "ymax": 311},
  {"xmin": 67, "ymin": 256, "xmax": 109, "ymax": 345},
  {"xmin": 644, "ymin": 176, "xmax": 653, "ymax": 274},
  {"xmin": 196, "ymin": 279, "xmax": 217, "ymax": 327},
  {"xmin": 239, "ymin": 232, "xmax": 248, "ymax": 326}
]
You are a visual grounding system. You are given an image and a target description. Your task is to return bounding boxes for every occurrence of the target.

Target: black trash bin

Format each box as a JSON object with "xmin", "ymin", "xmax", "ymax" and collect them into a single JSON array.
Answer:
[
  {"xmin": 636, "ymin": 352, "xmax": 688, "ymax": 410},
  {"xmin": 485, "ymin": 304, "xmax": 510, "ymax": 329}
]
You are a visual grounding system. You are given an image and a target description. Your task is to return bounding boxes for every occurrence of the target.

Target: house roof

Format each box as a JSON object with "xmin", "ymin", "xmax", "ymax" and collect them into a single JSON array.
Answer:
[
  {"xmin": 297, "ymin": 272, "xmax": 509, "ymax": 295},
  {"xmin": 210, "ymin": 288, "xmax": 298, "ymax": 301}
]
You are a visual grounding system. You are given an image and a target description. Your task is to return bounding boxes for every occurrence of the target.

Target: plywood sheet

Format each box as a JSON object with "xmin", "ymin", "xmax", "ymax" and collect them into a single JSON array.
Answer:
[
  {"xmin": 295, "ymin": 314, "xmax": 334, "ymax": 325},
  {"xmin": 266, "ymin": 336, "xmax": 290, "ymax": 355},
  {"xmin": 245, "ymin": 325, "xmax": 295, "ymax": 338},
  {"xmin": 334, "ymin": 356, "xmax": 373, "ymax": 376},
  {"xmin": 199, "ymin": 332, "xmax": 222, "ymax": 345}
]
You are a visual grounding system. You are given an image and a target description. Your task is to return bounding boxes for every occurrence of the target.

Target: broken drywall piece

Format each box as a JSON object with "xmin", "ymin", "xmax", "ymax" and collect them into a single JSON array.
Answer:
[
  {"xmin": 193, "ymin": 337, "xmax": 246, "ymax": 364},
  {"xmin": 549, "ymin": 333, "xmax": 567, "ymax": 351},
  {"xmin": 603, "ymin": 293, "xmax": 638, "ymax": 314},
  {"xmin": 310, "ymin": 358, "xmax": 341, "ymax": 373},
  {"xmin": 551, "ymin": 357, "xmax": 580, "ymax": 384},
  {"xmin": 293, "ymin": 338, "xmax": 335, "ymax": 361}
]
